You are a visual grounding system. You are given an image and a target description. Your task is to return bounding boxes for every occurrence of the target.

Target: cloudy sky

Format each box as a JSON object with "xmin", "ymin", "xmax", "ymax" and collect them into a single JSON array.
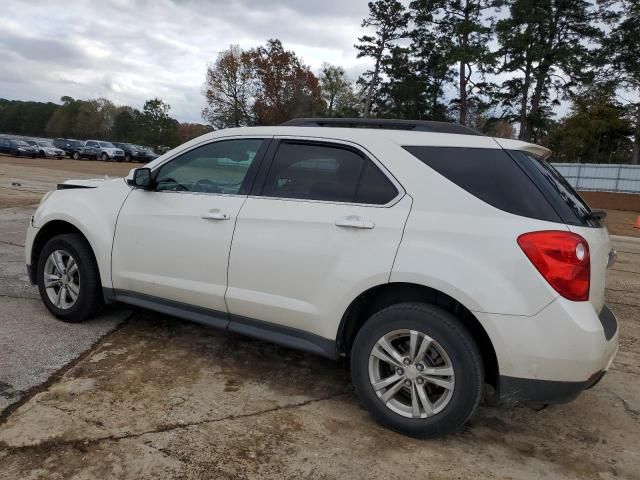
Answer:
[{"xmin": 0, "ymin": 0, "xmax": 373, "ymax": 122}]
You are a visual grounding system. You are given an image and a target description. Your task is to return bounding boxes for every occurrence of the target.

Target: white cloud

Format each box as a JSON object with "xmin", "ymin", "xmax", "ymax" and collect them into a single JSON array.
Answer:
[{"xmin": 0, "ymin": 0, "xmax": 373, "ymax": 122}]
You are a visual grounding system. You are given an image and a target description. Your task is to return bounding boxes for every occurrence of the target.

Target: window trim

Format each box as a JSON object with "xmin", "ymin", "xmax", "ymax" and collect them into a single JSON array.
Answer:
[
  {"xmin": 249, "ymin": 136, "xmax": 404, "ymax": 208},
  {"xmin": 149, "ymin": 137, "xmax": 272, "ymax": 198}
]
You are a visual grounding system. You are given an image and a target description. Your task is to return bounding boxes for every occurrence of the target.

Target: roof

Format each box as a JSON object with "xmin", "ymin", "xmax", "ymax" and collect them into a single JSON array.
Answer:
[{"xmin": 282, "ymin": 118, "xmax": 483, "ymax": 136}]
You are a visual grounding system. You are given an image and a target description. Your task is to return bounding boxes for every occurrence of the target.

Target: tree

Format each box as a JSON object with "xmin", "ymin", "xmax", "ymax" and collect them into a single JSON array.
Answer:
[
  {"xmin": 545, "ymin": 86, "xmax": 634, "ymax": 163},
  {"xmin": 410, "ymin": 0, "xmax": 495, "ymax": 126},
  {"xmin": 140, "ymin": 98, "xmax": 179, "ymax": 147},
  {"xmin": 177, "ymin": 122, "xmax": 214, "ymax": 143},
  {"xmin": 496, "ymin": 0, "xmax": 601, "ymax": 142},
  {"xmin": 601, "ymin": 0, "xmax": 640, "ymax": 163},
  {"xmin": 320, "ymin": 63, "xmax": 357, "ymax": 117},
  {"xmin": 355, "ymin": 0, "xmax": 410, "ymax": 117},
  {"xmin": 247, "ymin": 39, "xmax": 324, "ymax": 124},
  {"xmin": 202, "ymin": 45, "xmax": 254, "ymax": 129}
]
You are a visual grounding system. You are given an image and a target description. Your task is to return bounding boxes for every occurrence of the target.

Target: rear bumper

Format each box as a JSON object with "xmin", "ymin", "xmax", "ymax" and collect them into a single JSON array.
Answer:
[
  {"xmin": 475, "ymin": 299, "xmax": 618, "ymax": 403},
  {"xmin": 498, "ymin": 370, "xmax": 607, "ymax": 405}
]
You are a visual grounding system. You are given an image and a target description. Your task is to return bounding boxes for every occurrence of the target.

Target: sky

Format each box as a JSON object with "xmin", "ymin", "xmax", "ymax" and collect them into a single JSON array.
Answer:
[{"xmin": 0, "ymin": 0, "xmax": 374, "ymax": 123}]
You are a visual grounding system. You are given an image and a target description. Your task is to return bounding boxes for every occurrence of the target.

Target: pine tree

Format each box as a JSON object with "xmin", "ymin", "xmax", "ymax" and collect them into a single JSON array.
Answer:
[
  {"xmin": 355, "ymin": 0, "xmax": 410, "ymax": 117},
  {"xmin": 410, "ymin": 0, "xmax": 495, "ymax": 125},
  {"xmin": 496, "ymin": 0, "xmax": 601, "ymax": 142},
  {"xmin": 601, "ymin": 0, "xmax": 640, "ymax": 163}
]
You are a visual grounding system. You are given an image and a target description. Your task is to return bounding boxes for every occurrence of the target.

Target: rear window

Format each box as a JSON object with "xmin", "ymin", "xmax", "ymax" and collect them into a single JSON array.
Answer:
[
  {"xmin": 507, "ymin": 151, "xmax": 596, "ymax": 227},
  {"xmin": 403, "ymin": 146, "xmax": 562, "ymax": 223}
]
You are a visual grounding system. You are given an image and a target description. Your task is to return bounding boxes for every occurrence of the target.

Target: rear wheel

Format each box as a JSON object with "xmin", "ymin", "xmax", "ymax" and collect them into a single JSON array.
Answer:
[
  {"xmin": 350, "ymin": 302, "xmax": 483, "ymax": 438},
  {"xmin": 72, "ymin": 151, "xmax": 80, "ymax": 160},
  {"xmin": 36, "ymin": 233, "xmax": 103, "ymax": 323}
]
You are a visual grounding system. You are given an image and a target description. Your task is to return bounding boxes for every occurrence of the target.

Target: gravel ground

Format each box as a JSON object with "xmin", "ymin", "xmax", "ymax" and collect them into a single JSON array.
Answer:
[{"xmin": 0, "ymin": 156, "xmax": 639, "ymax": 479}]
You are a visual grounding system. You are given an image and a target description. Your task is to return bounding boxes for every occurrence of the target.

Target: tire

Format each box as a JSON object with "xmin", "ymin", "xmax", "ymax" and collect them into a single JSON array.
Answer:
[
  {"xmin": 101, "ymin": 153, "xmax": 109, "ymax": 162},
  {"xmin": 39, "ymin": 151, "xmax": 45, "ymax": 158},
  {"xmin": 73, "ymin": 151, "xmax": 80, "ymax": 160},
  {"xmin": 350, "ymin": 302, "xmax": 483, "ymax": 438},
  {"xmin": 125, "ymin": 154, "xmax": 131, "ymax": 162},
  {"xmin": 36, "ymin": 233, "xmax": 103, "ymax": 323}
]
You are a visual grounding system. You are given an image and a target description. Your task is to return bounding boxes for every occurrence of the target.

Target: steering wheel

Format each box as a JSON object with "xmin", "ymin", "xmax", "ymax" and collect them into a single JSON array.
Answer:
[
  {"xmin": 159, "ymin": 177, "xmax": 188, "ymax": 191},
  {"xmin": 192, "ymin": 179, "xmax": 220, "ymax": 193}
]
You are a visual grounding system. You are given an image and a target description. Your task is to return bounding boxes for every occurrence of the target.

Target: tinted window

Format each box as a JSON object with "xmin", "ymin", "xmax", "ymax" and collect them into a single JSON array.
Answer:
[
  {"xmin": 508, "ymin": 150, "xmax": 595, "ymax": 227},
  {"xmin": 156, "ymin": 139, "xmax": 263, "ymax": 194},
  {"xmin": 403, "ymin": 146, "xmax": 562, "ymax": 223},
  {"xmin": 263, "ymin": 142, "xmax": 363, "ymax": 202},
  {"xmin": 355, "ymin": 161, "xmax": 398, "ymax": 204},
  {"xmin": 262, "ymin": 142, "xmax": 395, "ymax": 204}
]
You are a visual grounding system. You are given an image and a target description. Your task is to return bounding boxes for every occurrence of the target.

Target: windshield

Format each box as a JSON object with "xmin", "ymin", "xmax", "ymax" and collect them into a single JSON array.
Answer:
[
  {"xmin": 99, "ymin": 141, "xmax": 115, "ymax": 148},
  {"xmin": 15, "ymin": 140, "xmax": 29, "ymax": 146},
  {"xmin": 37, "ymin": 141, "xmax": 54, "ymax": 147}
]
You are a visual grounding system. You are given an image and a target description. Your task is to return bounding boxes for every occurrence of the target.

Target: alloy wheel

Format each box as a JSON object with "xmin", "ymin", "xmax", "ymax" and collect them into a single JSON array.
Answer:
[
  {"xmin": 43, "ymin": 249, "xmax": 80, "ymax": 310},
  {"xmin": 368, "ymin": 329, "xmax": 455, "ymax": 418}
]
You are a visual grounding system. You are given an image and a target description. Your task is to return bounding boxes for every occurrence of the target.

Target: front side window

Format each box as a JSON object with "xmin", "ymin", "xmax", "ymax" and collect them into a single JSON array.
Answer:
[
  {"xmin": 155, "ymin": 139, "xmax": 263, "ymax": 194},
  {"xmin": 262, "ymin": 141, "xmax": 397, "ymax": 204}
]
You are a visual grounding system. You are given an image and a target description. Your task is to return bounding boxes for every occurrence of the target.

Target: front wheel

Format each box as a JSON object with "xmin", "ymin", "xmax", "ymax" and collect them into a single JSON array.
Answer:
[
  {"xmin": 350, "ymin": 302, "xmax": 483, "ymax": 438},
  {"xmin": 36, "ymin": 233, "xmax": 103, "ymax": 323},
  {"xmin": 101, "ymin": 153, "xmax": 109, "ymax": 161},
  {"xmin": 72, "ymin": 152, "xmax": 80, "ymax": 160}
]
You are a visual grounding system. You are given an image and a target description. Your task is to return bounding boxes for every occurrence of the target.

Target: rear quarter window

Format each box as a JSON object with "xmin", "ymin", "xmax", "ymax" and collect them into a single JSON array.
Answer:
[{"xmin": 403, "ymin": 146, "xmax": 562, "ymax": 223}]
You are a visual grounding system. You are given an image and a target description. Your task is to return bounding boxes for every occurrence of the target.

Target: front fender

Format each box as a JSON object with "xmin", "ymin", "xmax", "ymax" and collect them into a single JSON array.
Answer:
[{"xmin": 32, "ymin": 179, "xmax": 131, "ymax": 289}]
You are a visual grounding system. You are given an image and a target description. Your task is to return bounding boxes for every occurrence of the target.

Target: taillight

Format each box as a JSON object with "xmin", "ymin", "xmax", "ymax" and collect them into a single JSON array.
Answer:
[{"xmin": 517, "ymin": 231, "xmax": 590, "ymax": 301}]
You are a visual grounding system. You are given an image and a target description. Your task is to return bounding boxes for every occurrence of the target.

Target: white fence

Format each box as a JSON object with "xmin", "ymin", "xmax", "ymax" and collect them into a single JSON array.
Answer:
[{"xmin": 552, "ymin": 163, "xmax": 640, "ymax": 194}]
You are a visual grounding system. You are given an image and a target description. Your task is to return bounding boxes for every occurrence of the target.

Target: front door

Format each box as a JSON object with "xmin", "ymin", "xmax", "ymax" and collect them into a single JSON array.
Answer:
[{"xmin": 111, "ymin": 137, "xmax": 269, "ymax": 314}]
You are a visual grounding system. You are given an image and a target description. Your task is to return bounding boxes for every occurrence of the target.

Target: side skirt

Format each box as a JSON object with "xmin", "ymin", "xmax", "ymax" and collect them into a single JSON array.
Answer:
[{"xmin": 104, "ymin": 288, "xmax": 338, "ymax": 359}]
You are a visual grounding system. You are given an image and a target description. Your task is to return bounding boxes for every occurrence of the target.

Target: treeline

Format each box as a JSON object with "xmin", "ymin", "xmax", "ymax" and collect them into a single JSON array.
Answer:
[
  {"xmin": 203, "ymin": 0, "xmax": 639, "ymax": 164},
  {"xmin": 0, "ymin": 97, "xmax": 212, "ymax": 148}
]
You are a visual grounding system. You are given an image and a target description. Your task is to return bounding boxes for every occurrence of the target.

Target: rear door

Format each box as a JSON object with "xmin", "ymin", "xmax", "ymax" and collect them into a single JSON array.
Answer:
[{"xmin": 225, "ymin": 138, "xmax": 411, "ymax": 342}]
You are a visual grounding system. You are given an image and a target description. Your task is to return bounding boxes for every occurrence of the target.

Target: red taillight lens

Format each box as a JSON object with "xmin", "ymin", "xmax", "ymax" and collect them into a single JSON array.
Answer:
[{"xmin": 517, "ymin": 231, "xmax": 590, "ymax": 301}]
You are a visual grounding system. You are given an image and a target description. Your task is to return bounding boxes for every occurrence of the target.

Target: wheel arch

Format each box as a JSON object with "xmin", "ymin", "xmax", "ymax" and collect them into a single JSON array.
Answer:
[
  {"xmin": 337, "ymin": 282, "xmax": 499, "ymax": 388},
  {"xmin": 31, "ymin": 220, "xmax": 102, "ymax": 287}
]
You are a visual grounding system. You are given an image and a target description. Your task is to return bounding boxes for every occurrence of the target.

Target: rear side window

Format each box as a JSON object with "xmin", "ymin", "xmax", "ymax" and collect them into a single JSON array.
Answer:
[
  {"xmin": 508, "ymin": 151, "xmax": 595, "ymax": 227},
  {"xmin": 403, "ymin": 146, "xmax": 562, "ymax": 223},
  {"xmin": 262, "ymin": 142, "xmax": 397, "ymax": 204}
]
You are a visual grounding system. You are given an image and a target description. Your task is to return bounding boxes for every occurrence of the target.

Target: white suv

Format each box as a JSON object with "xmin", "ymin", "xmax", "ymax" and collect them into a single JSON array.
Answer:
[{"xmin": 25, "ymin": 118, "xmax": 618, "ymax": 438}]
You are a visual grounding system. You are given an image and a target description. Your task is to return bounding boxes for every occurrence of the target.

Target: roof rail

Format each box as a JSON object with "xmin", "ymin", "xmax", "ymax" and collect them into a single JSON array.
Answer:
[{"xmin": 281, "ymin": 118, "xmax": 483, "ymax": 136}]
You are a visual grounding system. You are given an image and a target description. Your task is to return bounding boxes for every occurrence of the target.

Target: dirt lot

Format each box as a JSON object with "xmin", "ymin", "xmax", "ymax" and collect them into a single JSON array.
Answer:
[{"xmin": 0, "ymin": 155, "xmax": 639, "ymax": 479}]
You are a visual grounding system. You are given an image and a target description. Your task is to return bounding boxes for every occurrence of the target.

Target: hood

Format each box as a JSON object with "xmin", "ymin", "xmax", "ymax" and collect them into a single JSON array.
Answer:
[{"xmin": 58, "ymin": 177, "xmax": 112, "ymax": 189}]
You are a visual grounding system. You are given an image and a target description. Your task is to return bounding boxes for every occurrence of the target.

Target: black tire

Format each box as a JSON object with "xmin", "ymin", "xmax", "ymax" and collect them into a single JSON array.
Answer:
[
  {"xmin": 125, "ymin": 154, "xmax": 131, "ymax": 162},
  {"xmin": 101, "ymin": 153, "xmax": 109, "ymax": 162},
  {"xmin": 36, "ymin": 233, "xmax": 103, "ymax": 323},
  {"xmin": 39, "ymin": 151, "xmax": 45, "ymax": 158},
  {"xmin": 350, "ymin": 302, "xmax": 483, "ymax": 438},
  {"xmin": 73, "ymin": 151, "xmax": 80, "ymax": 160}
]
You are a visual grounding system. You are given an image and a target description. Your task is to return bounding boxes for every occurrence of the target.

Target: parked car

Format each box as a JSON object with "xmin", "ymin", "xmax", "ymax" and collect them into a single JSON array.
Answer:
[
  {"xmin": 112, "ymin": 142, "xmax": 145, "ymax": 163},
  {"xmin": 84, "ymin": 140, "xmax": 125, "ymax": 162},
  {"xmin": 135, "ymin": 145, "xmax": 159, "ymax": 162},
  {"xmin": 53, "ymin": 139, "xmax": 97, "ymax": 160},
  {"xmin": 24, "ymin": 118, "xmax": 618, "ymax": 438},
  {"xmin": 0, "ymin": 137, "xmax": 37, "ymax": 157},
  {"xmin": 31, "ymin": 140, "xmax": 66, "ymax": 159}
]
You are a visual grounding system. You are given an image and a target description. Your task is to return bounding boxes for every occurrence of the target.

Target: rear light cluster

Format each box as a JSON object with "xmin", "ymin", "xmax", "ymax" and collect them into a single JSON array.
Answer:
[{"xmin": 517, "ymin": 231, "xmax": 590, "ymax": 301}]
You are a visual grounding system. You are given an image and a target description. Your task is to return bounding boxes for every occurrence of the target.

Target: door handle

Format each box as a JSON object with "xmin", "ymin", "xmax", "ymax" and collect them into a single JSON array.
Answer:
[
  {"xmin": 201, "ymin": 209, "xmax": 230, "ymax": 221},
  {"xmin": 335, "ymin": 215, "xmax": 375, "ymax": 229}
]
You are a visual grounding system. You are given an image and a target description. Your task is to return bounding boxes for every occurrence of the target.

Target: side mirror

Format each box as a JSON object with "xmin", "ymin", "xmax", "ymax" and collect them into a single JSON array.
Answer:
[{"xmin": 127, "ymin": 168, "xmax": 152, "ymax": 189}]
